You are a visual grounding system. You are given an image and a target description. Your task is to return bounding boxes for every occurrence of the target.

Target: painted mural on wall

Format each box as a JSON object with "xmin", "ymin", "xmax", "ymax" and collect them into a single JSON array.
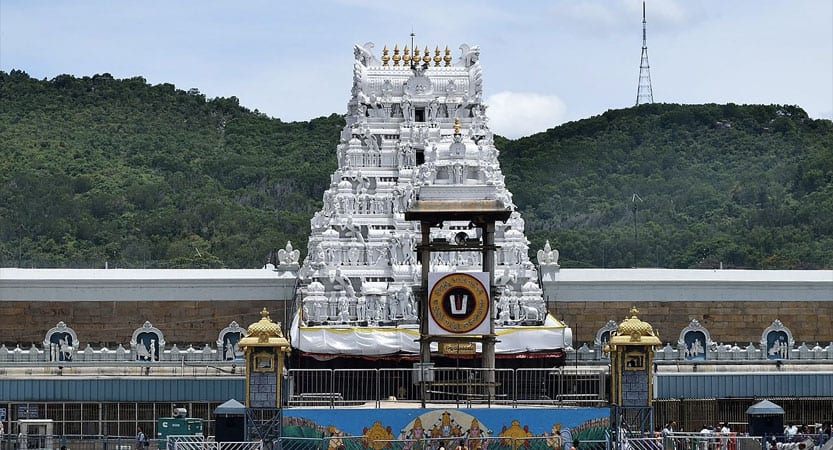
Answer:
[{"xmin": 282, "ymin": 408, "xmax": 608, "ymax": 450}]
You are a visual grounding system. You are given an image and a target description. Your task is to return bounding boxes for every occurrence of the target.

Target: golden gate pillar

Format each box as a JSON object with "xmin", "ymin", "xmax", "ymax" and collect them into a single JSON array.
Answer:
[
  {"xmin": 606, "ymin": 307, "xmax": 661, "ymax": 437},
  {"xmin": 239, "ymin": 308, "xmax": 291, "ymax": 408}
]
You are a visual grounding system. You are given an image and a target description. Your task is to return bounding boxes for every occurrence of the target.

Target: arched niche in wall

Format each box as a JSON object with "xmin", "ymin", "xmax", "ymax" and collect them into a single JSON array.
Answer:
[
  {"xmin": 594, "ymin": 320, "xmax": 618, "ymax": 358},
  {"xmin": 761, "ymin": 319, "xmax": 794, "ymax": 360},
  {"xmin": 217, "ymin": 321, "xmax": 245, "ymax": 361},
  {"xmin": 678, "ymin": 319, "xmax": 712, "ymax": 361},
  {"xmin": 43, "ymin": 321, "xmax": 78, "ymax": 362},
  {"xmin": 130, "ymin": 321, "xmax": 166, "ymax": 362}
]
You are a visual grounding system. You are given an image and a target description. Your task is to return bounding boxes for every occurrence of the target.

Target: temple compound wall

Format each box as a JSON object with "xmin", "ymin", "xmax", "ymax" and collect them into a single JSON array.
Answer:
[
  {"xmin": 1, "ymin": 266, "xmax": 831, "ymax": 352},
  {"xmin": 0, "ymin": 267, "xmax": 296, "ymax": 348},
  {"xmin": 539, "ymin": 266, "xmax": 833, "ymax": 346},
  {"xmin": 4, "ymin": 299, "xmax": 827, "ymax": 351},
  {"xmin": 0, "ymin": 300, "xmax": 292, "ymax": 346},
  {"xmin": 551, "ymin": 301, "xmax": 833, "ymax": 346}
]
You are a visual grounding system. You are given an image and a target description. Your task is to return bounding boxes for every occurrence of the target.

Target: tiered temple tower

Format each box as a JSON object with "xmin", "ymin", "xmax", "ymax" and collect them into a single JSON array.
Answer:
[{"xmin": 289, "ymin": 42, "xmax": 571, "ymax": 362}]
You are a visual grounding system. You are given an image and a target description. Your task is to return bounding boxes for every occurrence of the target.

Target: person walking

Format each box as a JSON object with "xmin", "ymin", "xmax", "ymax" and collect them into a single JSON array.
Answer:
[
  {"xmin": 135, "ymin": 427, "xmax": 147, "ymax": 450},
  {"xmin": 662, "ymin": 422, "xmax": 677, "ymax": 450},
  {"xmin": 698, "ymin": 425, "xmax": 712, "ymax": 450},
  {"xmin": 719, "ymin": 423, "xmax": 731, "ymax": 450}
]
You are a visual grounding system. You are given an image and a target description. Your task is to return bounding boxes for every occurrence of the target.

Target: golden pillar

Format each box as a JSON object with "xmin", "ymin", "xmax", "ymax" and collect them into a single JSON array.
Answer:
[
  {"xmin": 239, "ymin": 308, "xmax": 291, "ymax": 408},
  {"xmin": 606, "ymin": 307, "xmax": 661, "ymax": 407}
]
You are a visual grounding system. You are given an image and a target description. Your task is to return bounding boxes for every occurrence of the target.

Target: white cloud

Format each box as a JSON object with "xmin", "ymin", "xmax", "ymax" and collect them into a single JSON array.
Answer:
[{"xmin": 486, "ymin": 91, "xmax": 567, "ymax": 139}]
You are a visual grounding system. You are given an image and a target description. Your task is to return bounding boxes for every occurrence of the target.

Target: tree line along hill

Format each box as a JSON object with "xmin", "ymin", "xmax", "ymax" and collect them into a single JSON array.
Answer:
[{"xmin": 1, "ymin": 70, "xmax": 831, "ymax": 269}]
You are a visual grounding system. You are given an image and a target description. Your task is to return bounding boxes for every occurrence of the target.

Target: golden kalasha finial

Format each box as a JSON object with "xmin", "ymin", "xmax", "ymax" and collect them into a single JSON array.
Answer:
[
  {"xmin": 403, "ymin": 46, "xmax": 411, "ymax": 66},
  {"xmin": 413, "ymin": 46, "xmax": 421, "ymax": 62},
  {"xmin": 434, "ymin": 46, "xmax": 442, "ymax": 66},
  {"xmin": 443, "ymin": 46, "xmax": 452, "ymax": 66},
  {"xmin": 453, "ymin": 117, "xmax": 461, "ymax": 135},
  {"xmin": 393, "ymin": 45, "xmax": 401, "ymax": 66},
  {"xmin": 382, "ymin": 46, "xmax": 390, "ymax": 66},
  {"xmin": 630, "ymin": 306, "xmax": 639, "ymax": 318},
  {"xmin": 423, "ymin": 46, "xmax": 431, "ymax": 64}
]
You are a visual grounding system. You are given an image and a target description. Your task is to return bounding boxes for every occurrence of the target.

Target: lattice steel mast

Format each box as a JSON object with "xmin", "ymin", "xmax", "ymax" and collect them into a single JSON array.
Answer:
[{"xmin": 636, "ymin": 1, "xmax": 654, "ymax": 105}]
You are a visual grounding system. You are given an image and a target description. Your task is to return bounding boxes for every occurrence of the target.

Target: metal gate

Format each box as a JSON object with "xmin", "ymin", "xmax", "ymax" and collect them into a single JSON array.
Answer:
[{"xmin": 169, "ymin": 435, "xmax": 263, "ymax": 450}]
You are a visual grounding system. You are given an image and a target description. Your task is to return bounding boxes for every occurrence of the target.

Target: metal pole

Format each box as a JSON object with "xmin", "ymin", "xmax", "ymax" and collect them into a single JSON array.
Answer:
[
  {"xmin": 481, "ymin": 222, "xmax": 496, "ymax": 400},
  {"xmin": 420, "ymin": 221, "xmax": 432, "ymax": 408}
]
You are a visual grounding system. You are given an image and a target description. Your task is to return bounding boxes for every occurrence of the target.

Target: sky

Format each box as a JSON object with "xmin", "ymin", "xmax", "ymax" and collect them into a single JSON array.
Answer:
[{"xmin": 1, "ymin": 1, "xmax": 831, "ymax": 139}]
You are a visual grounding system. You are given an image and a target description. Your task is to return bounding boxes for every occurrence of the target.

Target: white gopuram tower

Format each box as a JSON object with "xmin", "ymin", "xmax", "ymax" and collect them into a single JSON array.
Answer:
[{"xmin": 290, "ymin": 42, "xmax": 571, "ymax": 361}]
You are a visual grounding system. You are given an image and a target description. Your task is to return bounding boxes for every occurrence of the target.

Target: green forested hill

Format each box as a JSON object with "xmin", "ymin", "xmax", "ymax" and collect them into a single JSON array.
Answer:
[
  {"xmin": 1, "ymin": 71, "xmax": 831, "ymax": 269},
  {"xmin": 0, "ymin": 70, "xmax": 341, "ymax": 268},
  {"xmin": 500, "ymin": 103, "xmax": 833, "ymax": 269}
]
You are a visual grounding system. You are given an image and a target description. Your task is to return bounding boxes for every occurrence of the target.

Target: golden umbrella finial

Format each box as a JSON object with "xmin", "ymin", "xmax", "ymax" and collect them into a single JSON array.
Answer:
[
  {"xmin": 443, "ymin": 46, "xmax": 452, "ymax": 67},
  {"xmin": 382, "ymin": 46, "xmax": 390, "ymax": 66},
  {"xmin": 403, "ymin": 45, "xmax": 411, "ymax": 66},
  {"xmin": 422, "ymin": 46, "xmax": 431, "ymax": 64},
  {"xmin": 393, "ymin": 45, "xmax": 401, "ymax": 66},
  {"xmin": 434, "ymin": 46, "xmax": 442, "ymax": 66}
]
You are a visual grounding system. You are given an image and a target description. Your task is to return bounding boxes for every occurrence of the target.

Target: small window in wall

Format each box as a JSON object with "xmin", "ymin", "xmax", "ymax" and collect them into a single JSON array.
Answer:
[
  {"xmin": 254, "ymin": 352, "xmax": 275, "ymax": 372},
  {"xmin": 415, "ymin": 108, "xmax": 425, "ymax": 122}
]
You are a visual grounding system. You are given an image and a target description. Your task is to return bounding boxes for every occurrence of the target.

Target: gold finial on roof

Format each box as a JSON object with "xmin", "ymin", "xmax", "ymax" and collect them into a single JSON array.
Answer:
[
  {"xmin": 403, "ymin": 46, "xmax": 411, "ymax": 66},
  {"xmin": 434, "ymin": 46, "xmax": 442, "ymax": 66},
  {"xmin": 453, "ymin": 117, "xmax": 461, "ymax": 135},
  {"xmin": 238, "ymin": 307, "xmax": 290, "ymax": 350},
  {"xmin": 393, "ymin": 45, "xmax": 401, "ymax": 66},
  {"xmin": 423, "ymin": 46, "xmax": 431, "ymax": 64},
  {"xmin": 443, "ymin": 46, "xmax": 452, "ymax": 67},
  {"xmin": 382, "ymin": 46, "xmax": 390, "ymax": 66},
  {"xmin": 244, "ymin": 308, "xmax": 284, "ymax": 343},
  {"xmin": 413, "ymin": 46, "xmax": 421, "ymax": 62},
  {"xmin": 612, "ymin": 305, "xmax": 660, "ymax": 344}
]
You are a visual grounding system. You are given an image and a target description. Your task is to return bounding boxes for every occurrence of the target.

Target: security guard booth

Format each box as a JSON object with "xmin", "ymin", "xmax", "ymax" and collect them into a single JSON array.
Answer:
[
  {"xmin": 213, "ymin": 399, "xmax": 246, "ymax": 443},
  {"xmin": 746, "ymin": 400, "xmax": 785, "ymax": 437},
  {"xmin": 17, "ymin": 420, "xmax": 54, "ymax": 450}
]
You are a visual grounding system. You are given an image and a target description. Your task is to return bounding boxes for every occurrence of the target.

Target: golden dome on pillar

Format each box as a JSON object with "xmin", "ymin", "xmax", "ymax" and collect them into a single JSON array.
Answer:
[
  {"xmin": 239, "ymin": 308, "xmax": 290, "ymax": 349},
  {"xmin": 609, "ymin": 307, "xmax": 661, "ymax": 346}
]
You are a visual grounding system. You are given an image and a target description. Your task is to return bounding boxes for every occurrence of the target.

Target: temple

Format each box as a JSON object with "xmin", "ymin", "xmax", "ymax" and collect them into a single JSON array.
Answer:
[
  {"xmin": 289, "ymin": 43, "xmax": 572, "ymax": 366},
  {"xmin": 2, "ymin": 42, "xmax": 833, "ymax": 439}
]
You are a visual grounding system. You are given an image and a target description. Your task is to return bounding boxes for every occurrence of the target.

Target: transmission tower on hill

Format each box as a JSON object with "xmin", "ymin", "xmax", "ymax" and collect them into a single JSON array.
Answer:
[{"xmin": 636, "ymin": 1, "xmax": 654, "ymax": 105}]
